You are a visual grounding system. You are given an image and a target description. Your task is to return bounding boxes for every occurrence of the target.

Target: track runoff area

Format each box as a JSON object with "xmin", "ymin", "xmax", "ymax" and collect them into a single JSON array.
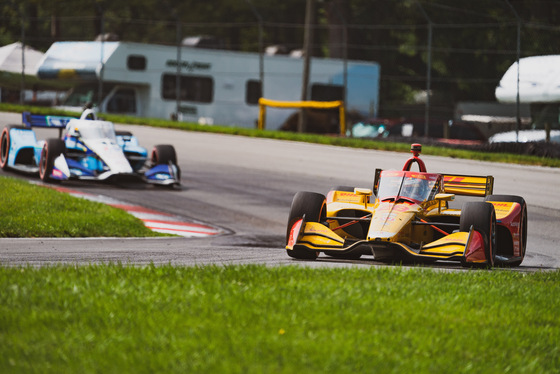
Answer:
[{"xmin": 34, "ymin": 183, "xmax": 225, "ymax": 238}]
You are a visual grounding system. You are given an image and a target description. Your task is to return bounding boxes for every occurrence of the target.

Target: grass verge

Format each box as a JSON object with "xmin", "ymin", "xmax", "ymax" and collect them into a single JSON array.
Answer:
[
  {"xmin": 1, "ymin": 264, "xmax": 559, "ymax": 374},
  {"xmin": 2, "ymin": 103, "xmax": 559, "ymax": 168},
  {"xmin": 0, "ymin": 176, "xmax": 162, "ymax": 237}
]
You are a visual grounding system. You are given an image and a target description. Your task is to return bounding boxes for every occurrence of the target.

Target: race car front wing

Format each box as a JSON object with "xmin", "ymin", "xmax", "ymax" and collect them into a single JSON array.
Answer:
[{"xmin": 287, "ymin": 219, "xmax": 488, "ymax": 265}]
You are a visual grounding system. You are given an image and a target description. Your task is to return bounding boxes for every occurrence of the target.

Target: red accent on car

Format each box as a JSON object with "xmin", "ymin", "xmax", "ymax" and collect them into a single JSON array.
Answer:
[
  {"xmin": 287, "ymin": 218, "xmax": 304, "ymax": 249},
  {"xmin": 464, "ymin": 230, "xmax": 486, "ymax": 263},
  {"xmin": 494, "ymin": 202, "xmax": 523, "ymax": 256},
  {"xmin": 402, "ymin": 143, "xmax": 427, "ymax": 172}
]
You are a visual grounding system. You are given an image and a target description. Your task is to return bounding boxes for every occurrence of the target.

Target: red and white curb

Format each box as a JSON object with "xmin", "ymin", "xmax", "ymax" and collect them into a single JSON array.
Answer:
[{"xmin": 37, "ymin": 184, "xmax": 225, "ymax": 238}]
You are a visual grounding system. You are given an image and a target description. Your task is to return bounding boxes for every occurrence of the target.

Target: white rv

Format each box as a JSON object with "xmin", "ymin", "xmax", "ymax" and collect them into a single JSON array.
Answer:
[
  {"xmin": 37, "ymin": 41, "xmax": 380, "ymax": 130},
  {"xmin": 495, "ymin": 55, "xmax": 560, "ymax": 142},
  {"xmin": 495, "ymin": 55, "xmax": 560, "ymax": 104}
]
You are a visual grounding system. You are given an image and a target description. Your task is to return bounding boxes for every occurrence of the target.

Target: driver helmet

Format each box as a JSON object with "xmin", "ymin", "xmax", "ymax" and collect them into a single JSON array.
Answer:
[{"xmin": 402, "ymin": 177, "xmax": 429, "ymax": 201}]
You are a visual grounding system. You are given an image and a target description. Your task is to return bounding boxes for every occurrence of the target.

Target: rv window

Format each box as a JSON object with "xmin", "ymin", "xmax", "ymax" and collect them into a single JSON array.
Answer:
[
  {"xmin": 161, "ymin": 74, "xmax": 213, "ymax": 103},
  {"xmin": 246, "ymin": 80, "xmax": 262, "ymax": 105},
  {"xmin": 107, "ymin": 89, "xmax": 136, "ymax": 114},
  {"xmin": 311, "ymin": 83, "xmax": 344, "ymax": 102},
  {"xmin": 128, "ymin": 55, "xmax": 147, "ymax": 71}
]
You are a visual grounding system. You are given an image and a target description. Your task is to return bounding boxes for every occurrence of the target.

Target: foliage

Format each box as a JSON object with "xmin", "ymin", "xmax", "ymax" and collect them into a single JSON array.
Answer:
[{"xmin": 2, "ymin": 1, "xmax": 560, "ymax": 119}]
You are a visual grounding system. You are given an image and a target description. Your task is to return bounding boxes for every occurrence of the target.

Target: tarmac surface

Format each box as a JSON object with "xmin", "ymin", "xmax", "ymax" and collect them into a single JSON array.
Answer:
[{"xmin": 1, "ymin": 111, "xmax": 558, "ymax": 270}]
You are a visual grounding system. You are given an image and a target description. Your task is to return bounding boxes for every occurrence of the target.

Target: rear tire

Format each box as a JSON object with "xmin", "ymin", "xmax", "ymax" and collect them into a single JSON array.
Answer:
[
  {"xmin": 286, "ymin": 191, "xmax": 326, "ymax": 260},
  {"xmin": 460, "ymin": 202, "xmax": 497, "ymax": 267},
  {"xmin": 0, "ymin": 125, "xmax": 27, "ymax": 170},
  {"xmin": 39, "ymin": 138, "xmax": 65, "ymax": 183},
  {"xmin": 485, "ymin": 195, "xmax": 527, "ymax": 267}
]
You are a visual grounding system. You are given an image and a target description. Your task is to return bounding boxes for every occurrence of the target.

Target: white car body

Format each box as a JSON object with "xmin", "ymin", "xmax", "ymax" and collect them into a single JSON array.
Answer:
[{"xmin": 489, "ymin": 129, "xmax": 560, "ymax": 143}]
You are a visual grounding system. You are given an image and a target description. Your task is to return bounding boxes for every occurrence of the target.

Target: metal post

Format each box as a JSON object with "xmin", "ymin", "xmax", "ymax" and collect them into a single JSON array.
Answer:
[
  {"xmin": 425, "ymin": 23, "xmax": 432, "ymax": 138},
  {"xmin": 415, "ymin": 0, "xmax": 432, "ymax": 138},
  {"xmin": 176, "ymin": 19, "xmax": 182, "ymax": 119},
  {"xmin": 245, "ymin": 0, "xmax": 264, "ymax": 102},
  {"xmin": 505, "ymin": 0, "xmax": 521, "ymax": 142},
  {"xmin": 97, "ymin": 9, "xmax": 104, "ymax": 111},
  {"xmin": 20, "ymin": 6, "xmax": 25, "ymax": 105},
  {"xmin": 299, "ymin": 0, "xmax": 314, "ymax": 133},
  {"xmin": 258, "ymin": 18, "xmax": 264, "ymax": 99},
  {"xmin": 245, "ymin": 0, "xmax": 265, "ymax": 129},
  {"xmin": 515, "ymin": 21, "xmax": 520, "ymax": 142},
  {"xmin": 335, "ymin": 6, "xmax": 348, "ymax": 136}
]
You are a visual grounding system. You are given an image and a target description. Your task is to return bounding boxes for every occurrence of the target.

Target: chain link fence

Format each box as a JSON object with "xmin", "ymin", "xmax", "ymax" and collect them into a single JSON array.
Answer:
[{"xmin": 4, "ymin": 11, "xmax": 560, "ymax": 139}]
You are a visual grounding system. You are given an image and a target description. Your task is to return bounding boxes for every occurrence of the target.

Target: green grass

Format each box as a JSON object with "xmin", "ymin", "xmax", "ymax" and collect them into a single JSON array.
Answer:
[
  {"xmin": 0, "ymin": 176, "xmax": 162, "ymax": 237},
  {"xmin": 1, "ymin": 106, "xmax": 559, "ymax": 374},
  {"xmin": 0, "ymin": 264, "xmax": 558, "ymax": 373},
  {"xmin": 2, "ymin": 103, "xmax": 559, "ymax": 168}
]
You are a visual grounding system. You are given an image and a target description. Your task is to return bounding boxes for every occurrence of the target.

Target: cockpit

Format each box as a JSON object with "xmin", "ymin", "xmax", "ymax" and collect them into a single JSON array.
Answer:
[
  {"xmin": 376, "ymin": 170, "xmax": 441, "ymax": 203},
  {"xmin": 65, "ymin": 120, "xmax": 117, "ymax": 142}
]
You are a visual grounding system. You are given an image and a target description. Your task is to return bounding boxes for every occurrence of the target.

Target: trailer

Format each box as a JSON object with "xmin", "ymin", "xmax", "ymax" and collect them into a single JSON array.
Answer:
[
  {"xmin": 37, "ymin": 41, "xmax": 380, "ymax": 130},
  {"xmin": 495, "ymin": 55, "xmax": 560, "ymax": 141}
]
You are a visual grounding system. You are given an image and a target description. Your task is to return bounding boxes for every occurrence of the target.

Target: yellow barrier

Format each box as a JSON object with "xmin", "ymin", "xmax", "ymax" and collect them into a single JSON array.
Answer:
[{"xmin": 258, "ymin": 98, "xmax": 346, "ymax": 136}]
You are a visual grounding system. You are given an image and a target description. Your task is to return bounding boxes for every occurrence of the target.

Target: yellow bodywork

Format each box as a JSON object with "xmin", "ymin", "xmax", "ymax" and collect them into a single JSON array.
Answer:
[
  {"xmin": 290, "ymin": 191, "xmax": 470, "ymax": 260},
  {"xmin": 490, "ymin": 201, "xmax": 516, "ymax": 220},
  {"xmin": 288, "ymin": 190, "xmax": 468, "ymax": 259},
  {"xmin": 298, "ymin": 222, "xmax": 345, "ymax": 249}
]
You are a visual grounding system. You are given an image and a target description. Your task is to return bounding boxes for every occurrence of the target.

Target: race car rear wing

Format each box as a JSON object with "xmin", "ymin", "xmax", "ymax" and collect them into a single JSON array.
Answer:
[
  {"xmin": 22, "ymin": 112, "xmax": 74, "ymax": 129},
  {"xmin": 442, "ymin": 174, "xmax": 494, "ymax": 197}
]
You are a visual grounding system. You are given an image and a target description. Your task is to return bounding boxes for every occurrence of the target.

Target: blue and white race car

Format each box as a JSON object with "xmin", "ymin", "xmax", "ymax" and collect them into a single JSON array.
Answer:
[{"xmin": 0, "ymin": 110, "xmax": 180, "ymax": 186}]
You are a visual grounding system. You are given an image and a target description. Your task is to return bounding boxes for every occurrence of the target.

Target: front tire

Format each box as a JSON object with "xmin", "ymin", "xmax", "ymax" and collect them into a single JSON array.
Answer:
[
  {"xmin": 460, "ymin": 202, "xmax": 497, "ymax": 267},
  {"xmin": 39, "ymin": 138, "xmax": 65, "ymax": 183},
  {"xmin": 151, "ymin": 144, "xmax": 177, "ymax": 165},
  {"xmin": 485, "ymin": 195, "xmax": 527, "ymax": 267},
  {"xmin": 286, "ymin": 191, "xmax": 326, "ymax": 260}
]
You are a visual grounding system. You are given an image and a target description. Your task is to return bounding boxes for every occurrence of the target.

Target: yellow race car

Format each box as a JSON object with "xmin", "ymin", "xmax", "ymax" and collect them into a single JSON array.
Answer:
[{"xmin": 285, "ymin": 144, "xmax": 527, "ymax": 267}]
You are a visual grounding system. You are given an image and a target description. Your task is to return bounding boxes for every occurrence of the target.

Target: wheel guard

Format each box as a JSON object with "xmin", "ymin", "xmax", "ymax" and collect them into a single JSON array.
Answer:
[
  {"xmin": 144, "ymin": 164, "xmax": 180, "ymax": 185},
  {"xmin": 287, "ymin": 221, "xmax": 488, "ymax": 264},
  {"xmin": 51, "ymin": 154, "xmax": 70, "ymax": 180}
]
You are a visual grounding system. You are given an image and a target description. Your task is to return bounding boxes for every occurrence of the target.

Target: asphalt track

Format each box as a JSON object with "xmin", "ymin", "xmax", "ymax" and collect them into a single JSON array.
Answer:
[{"xmin": 1, "ymin": 111, "xmax": 559, "ymax": 270}]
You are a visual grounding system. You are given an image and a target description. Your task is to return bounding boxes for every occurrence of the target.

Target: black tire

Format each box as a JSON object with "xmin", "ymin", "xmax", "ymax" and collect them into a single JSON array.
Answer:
[
  {"xmin": 485, "ymin": 195, "xmax": 528, "ymax": 267},
  {"xmin": 286, "ymin": 191, "xmax": 326, "ymax": 260},
  {"xmin": 151, "ymin": 144, "xmax": 177, "ymax": 165},
  {"xmin": 1, "ymin": 125, "xmax": 27, "ymax": 170},
  {"xmin": 39, "ymin": 138, "xmax": 65, "ymax": 183},
  {"xmin": 460, "ymin": 202, "xmax": 497, "ymax": 267}
]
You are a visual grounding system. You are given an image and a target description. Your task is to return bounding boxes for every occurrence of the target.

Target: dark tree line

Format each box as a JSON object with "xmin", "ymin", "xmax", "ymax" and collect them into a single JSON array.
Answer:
[{"xmin": 2, "ymin": 0, "xmax": 560, "ymax": 116}]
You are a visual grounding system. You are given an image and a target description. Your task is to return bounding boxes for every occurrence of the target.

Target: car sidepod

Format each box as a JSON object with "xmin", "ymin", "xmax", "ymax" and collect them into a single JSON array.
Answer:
[
  {"xmin": 485, "ymin": 195, "xmax": 527, "ymax": 266},
  {"xmin": 116, "ymin": 131, "xmax": 148, "ymax": 172},
  {"xmin": 1, "ymin": 125, "xmax": 41, "ymax": 173}
]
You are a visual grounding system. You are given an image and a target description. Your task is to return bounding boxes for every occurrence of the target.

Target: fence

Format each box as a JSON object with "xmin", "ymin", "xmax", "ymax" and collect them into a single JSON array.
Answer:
[{"xmin": 3, "ymin": 9, "xmax": 560, "ymax": 130}]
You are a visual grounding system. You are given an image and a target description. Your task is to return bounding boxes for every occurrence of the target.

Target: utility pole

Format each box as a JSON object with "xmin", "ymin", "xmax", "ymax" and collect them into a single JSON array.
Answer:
[
  {"xmin": 415, "ymin": 0, "xmax": 432, "ymax": 138},
  {"xmin": 97, "ymin": 6, "xmax": 105, "ymax": 112},
  {"xmin": 176, "ymin": 19, "xmax": 181, "ymax": 120},
  {"xmin": 20, "ymin": 5, "xmax": 25, "ymax": 105},
  {"xmin": 298, "ymin": 0, "xmax": 314, "ymax": 133},
  {"xmin": 505, "ymin": 0, "xmax": 521, "ymax": 143},
  {"xmin": 245, "ymin": 0, "xmax": 264, "ymax": 106}
]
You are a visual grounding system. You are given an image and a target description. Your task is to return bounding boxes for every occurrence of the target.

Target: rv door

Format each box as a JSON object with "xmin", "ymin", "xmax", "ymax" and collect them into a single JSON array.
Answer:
[{"xmin": 104, "ymin": 87, "xmax": 138, "ymax": 115}]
